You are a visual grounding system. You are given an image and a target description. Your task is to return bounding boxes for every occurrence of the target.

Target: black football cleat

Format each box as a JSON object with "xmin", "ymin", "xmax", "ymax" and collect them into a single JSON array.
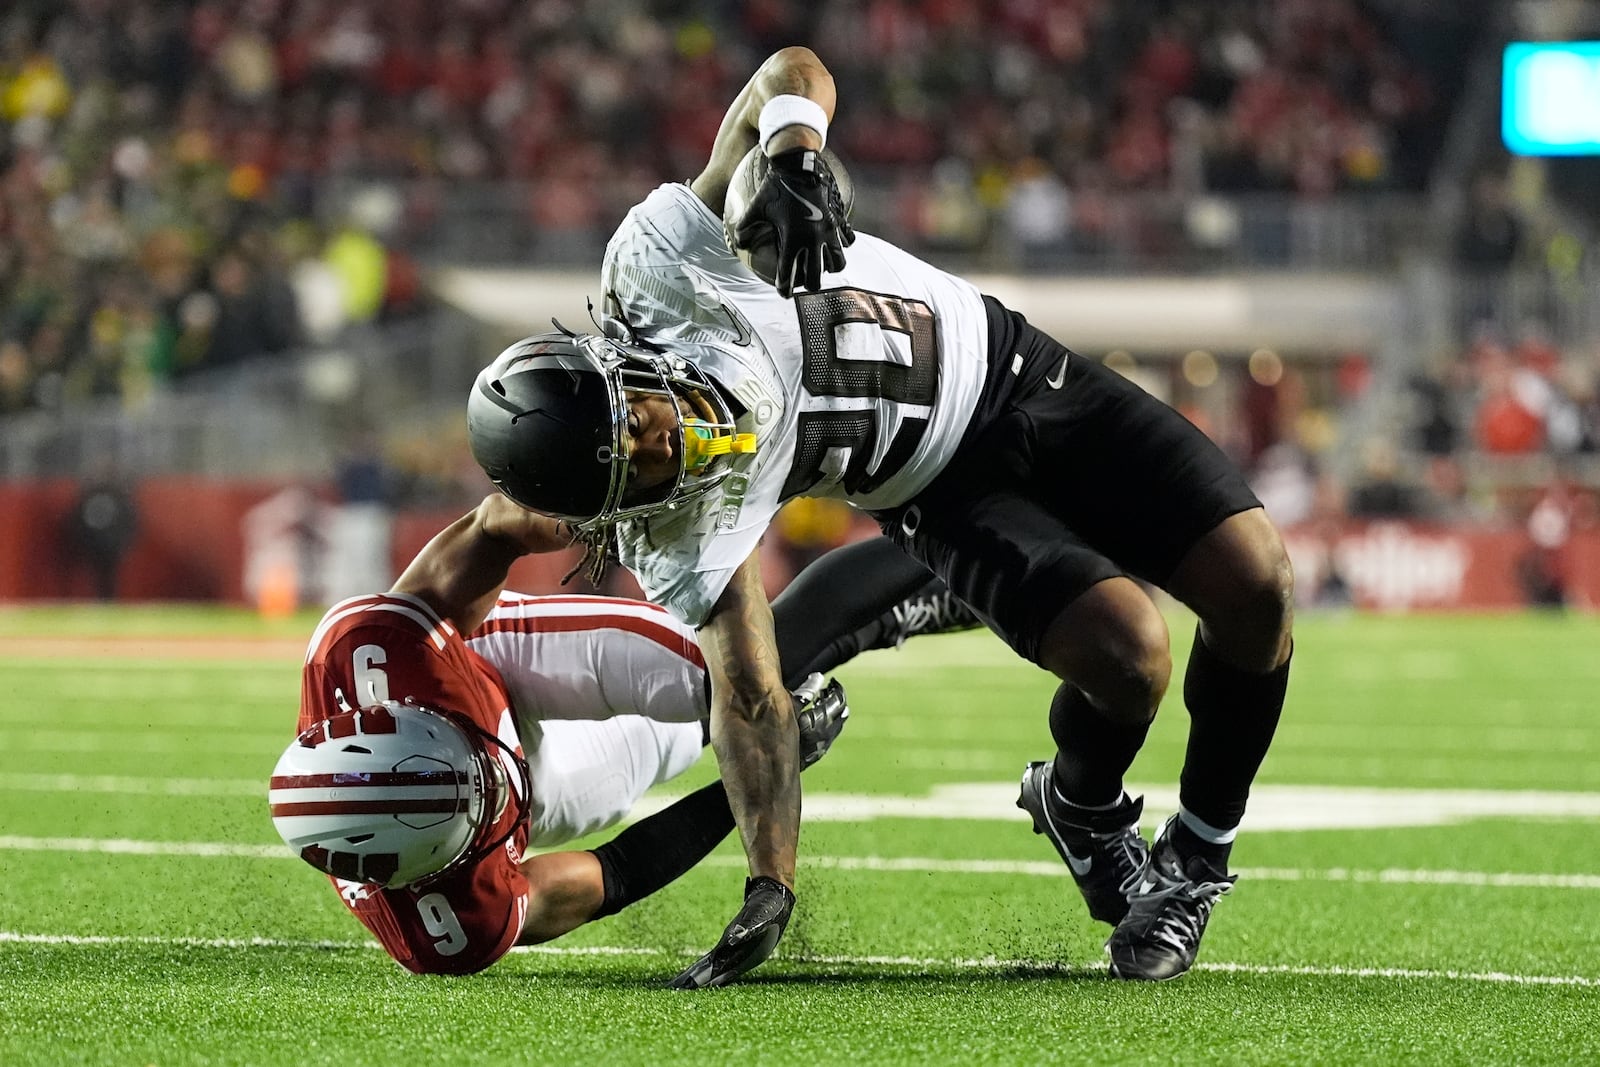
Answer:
[
  {"xmin": 885, "ymin": 589, "xmax": 981, "ymax": 647},
  {"xmin": 1016, "ymin": 760, "xmax": 1148, "ymax": 925},
  {"xmin": 1106, "ymin": 815, "xmax": 1236, "ymax": 981}
]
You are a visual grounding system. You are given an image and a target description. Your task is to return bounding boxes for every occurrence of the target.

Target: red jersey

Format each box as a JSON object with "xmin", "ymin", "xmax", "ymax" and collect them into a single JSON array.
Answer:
[{"xmin": 300, "ymin": 592, "xmax": 530, "ymax": 975}]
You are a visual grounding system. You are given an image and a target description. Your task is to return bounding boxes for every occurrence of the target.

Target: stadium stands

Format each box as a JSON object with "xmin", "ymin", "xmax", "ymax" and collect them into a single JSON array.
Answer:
[{"xmin": 1, "ymin": 0, "xmax": 1596, "ymax": 597}]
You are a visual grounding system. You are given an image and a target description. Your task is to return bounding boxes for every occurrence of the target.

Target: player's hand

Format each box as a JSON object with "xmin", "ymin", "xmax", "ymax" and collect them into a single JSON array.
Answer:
[
  {"xmin": 792, "ymin": 673, "xmax": 849, "ymax": 770},
  {"xmin": 667, "ymin": 876, "xmax": 795, "ymax": 990},
  {"xmin": 731, "ymin": 148, "xmax": 855, "ymax": 299}
]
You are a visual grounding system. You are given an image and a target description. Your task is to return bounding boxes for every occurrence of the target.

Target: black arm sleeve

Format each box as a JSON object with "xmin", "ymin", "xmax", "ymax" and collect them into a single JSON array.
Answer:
[
  {"xmin": 589, "ymin": 781, "xmax": 736, "ymax": 920},
  {"xmin": 771, "ymin": 536, "xmax": 941, "ymax": 687},
  {"xmin": 590, "ymin": 538, "xmax": 952, "ymax": 920}
]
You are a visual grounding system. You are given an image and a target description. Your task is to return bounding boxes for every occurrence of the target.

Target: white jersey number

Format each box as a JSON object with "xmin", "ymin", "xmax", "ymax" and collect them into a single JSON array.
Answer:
[
  {"xmin": 783, "ymin": 288, "xmax": 940, "ymax": 498},
  {"xmin": 416, "ymin": 892, "xmax": 468, "ymax": 956},
  {"xmin": 352, "ymin": 644, "xmax": 390, "ymax": 704}
]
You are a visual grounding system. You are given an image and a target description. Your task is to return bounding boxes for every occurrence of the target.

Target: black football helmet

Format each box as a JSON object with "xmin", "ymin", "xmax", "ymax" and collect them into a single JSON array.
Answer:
[{"xmin": 467, "ymin": 331, "xmax": 753, "ymax": 531}]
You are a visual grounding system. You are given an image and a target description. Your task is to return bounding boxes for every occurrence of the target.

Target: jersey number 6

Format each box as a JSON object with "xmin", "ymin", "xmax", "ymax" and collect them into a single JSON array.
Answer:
[{"xmin": 782, "ymin": 288, "xmax": 940, "ymax": 499}]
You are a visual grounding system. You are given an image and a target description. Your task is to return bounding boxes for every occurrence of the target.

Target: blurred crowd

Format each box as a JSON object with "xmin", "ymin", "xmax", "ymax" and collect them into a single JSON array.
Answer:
[
  {"xmin": 0, "ymin": 0, "xmax": 427, "ymax": 417},
  {"xmin": 10, "ymin": 0, "xmax": 1582, "ymax": 550},
  {"xmin": 1237, "ymin": 319, "xmax": 1600, "ymax": 605},
  {"xmin": 0, "ymin": 0, "xmax": 1468, "ymax": 419}
]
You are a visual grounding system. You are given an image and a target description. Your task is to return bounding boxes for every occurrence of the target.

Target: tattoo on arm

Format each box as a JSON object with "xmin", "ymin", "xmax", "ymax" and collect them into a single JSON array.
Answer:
[{"xmin": 699, "ymin": 555, "xmax": 800, "ymax": 888}]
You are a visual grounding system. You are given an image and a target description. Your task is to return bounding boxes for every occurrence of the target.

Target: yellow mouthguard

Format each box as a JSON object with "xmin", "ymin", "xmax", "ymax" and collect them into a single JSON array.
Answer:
[{"xmin": 683, "ymin": 420, "xmax": 757, "ymax": 471}]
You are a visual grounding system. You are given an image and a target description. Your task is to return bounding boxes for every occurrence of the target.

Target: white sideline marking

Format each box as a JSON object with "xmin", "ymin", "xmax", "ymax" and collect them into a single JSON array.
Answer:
[
  {"xmin": 10, "ymin": 775, "xmax": 1600, "ymax": 832},
  {"xmin": 700, "ymin": 854, "xmax": 1600, "ymax": 890},
  {"xmin": 3, "ymin": 834, "xmax": 1600, "ymax": 890},
  {"xmin": 0, "ymin": 773, "xmax": 263, "ymax": 796},
  {"xmin": 0, "ymin": 836, "xmax": 284, "ymax": 859},
  {"xmin": 0, "ymin": 732, "xmax": 278, "ymax": 755},
  {"xmin": 1, "ymin": 931, "xmax": 1594, "ymax": 988},
  {"xmin": 632, "ymin": 782, "xmax": 1600, "ymax": 831}
]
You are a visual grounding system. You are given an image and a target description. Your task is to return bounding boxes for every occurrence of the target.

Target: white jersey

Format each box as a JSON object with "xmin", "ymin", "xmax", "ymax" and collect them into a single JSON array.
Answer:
[
  {"xmin": 466, "ymin": 592, "xmax": 707, "ymax": 845},
  {"xmin": 466, "ymin": 592, "xmax": 708, "ymax": 733},
  {"xmin": 601, "ymin": 182, "xmax": 992, "ymax": 625}
]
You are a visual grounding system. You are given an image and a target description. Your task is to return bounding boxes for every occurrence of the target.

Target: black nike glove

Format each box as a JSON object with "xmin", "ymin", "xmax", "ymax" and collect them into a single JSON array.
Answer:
[
  {"xmin": 667, "ymin": 876, "xmax": 796, "ymax": 990},
  {"xmin": 730, "ymin": 147, "xmax": 856, "ymax": 299}
]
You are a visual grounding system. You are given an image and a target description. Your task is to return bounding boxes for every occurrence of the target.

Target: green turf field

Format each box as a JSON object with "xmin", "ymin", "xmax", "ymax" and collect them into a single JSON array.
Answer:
[{"xmin": 1, "ymin": 605, "xmax": 1597, "ymax": 1065}]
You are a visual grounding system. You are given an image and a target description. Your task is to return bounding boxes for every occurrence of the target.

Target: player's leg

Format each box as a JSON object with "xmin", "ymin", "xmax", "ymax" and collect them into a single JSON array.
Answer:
[
  {"xmin": 518, "ymin": 778, "xmax": 736, "ymax": 944},
  {"xmin": 1160, "ymin": 507, "xmax": 1294, "ymax": 871},
  {"xmin": 876, "ymin": 468, "xmax": 1161, "ymax": 929},
  {"xmin": 1006, "ymin": 348, "xmax": 1292, "ymax": 980},
  {"xmin": 1102, "ymin": 510, "xmax": 1291, "ymax": 981},
  {"xmin": 770, "ymin": 535, "xmax": 980, "ymax": 686},
  {"xmin": 523, "ymin": 716, "xmax": 706, "ymax": 849},
  {"xmin": 511, "ymin": 714, "xmax": 724, "ymax": 943},
  {"xmin": 1025, "ymin": 577, "xmax": 1171, "ymax": 926}
]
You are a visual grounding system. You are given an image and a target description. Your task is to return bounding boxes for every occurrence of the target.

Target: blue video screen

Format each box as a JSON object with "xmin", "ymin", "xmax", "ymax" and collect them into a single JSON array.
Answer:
[{"xmin": 1503, "ymin": 42, "xmax": 1600, "ymax": 155}]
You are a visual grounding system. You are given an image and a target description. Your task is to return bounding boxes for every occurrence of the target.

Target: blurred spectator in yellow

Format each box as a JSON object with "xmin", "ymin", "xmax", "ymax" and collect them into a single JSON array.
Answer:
[
  {"xmin": 325, "ymin": 226, "xmax": 388, "ymax": 326},
  {"xmin": 2, "ymin": 52, "xmax": 71, "ymax": 121},
  {"xmin": 773, "ymin": 497, "xmax": 857, "ymax": 578}
]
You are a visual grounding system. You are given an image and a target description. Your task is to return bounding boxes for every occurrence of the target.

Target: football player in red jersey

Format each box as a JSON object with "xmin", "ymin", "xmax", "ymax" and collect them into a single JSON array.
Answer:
[{"xmin": 271, "ymin": 492, "xmax": 975, "ymax": 976}]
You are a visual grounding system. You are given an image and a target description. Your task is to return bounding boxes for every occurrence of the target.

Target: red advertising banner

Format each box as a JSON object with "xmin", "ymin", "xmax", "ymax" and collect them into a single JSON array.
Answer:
[
  {"xmin": 1283, "ymin": 521, "xmax": 1600, "ymax": 612},
  {"xmin": 2, "ymin": 478, "xmax": 1596, "ymax": 612}
]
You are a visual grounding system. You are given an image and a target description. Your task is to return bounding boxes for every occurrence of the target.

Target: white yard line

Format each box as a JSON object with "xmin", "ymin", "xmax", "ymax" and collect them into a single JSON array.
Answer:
[
  {"xmin": 0, "ymin": 835, "xmax": 286, "ymax": 858},
  {"xmin": 0, "ymin": 773, "xmax": 264, "ymax": 795},
  {"xmin": 0, "ymin": 733, "xmax": 280, "ymax": 754},
  {"xmin": 13, "ymin": 775, "xmax": 1600, "ymax": 833},
  {"xmin": 700, "ymin": 853, "xmax": 1600, "ymax": 889},
  {"xmin": 0, "ymin": 931, "xmax": 1594, "ymax": 988},
  {"xmin": 4, "ymin": 833, "xmax": 1600, "ymax": 890}
]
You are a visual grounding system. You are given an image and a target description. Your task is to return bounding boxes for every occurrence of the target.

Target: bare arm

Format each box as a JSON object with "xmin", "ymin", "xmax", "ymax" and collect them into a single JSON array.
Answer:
[
  {"xmin": 690, "ymin": 46, "xmax": 837, "ymax": 217},
  {"xmin": 390, "ymin": 493, "xmax": 573, "ymax": 635},
  {"xmin": 697, "ymin": 549, "xmax": 800, "ymax": 888},
  {"xmin": 517, "ymin": 851, "xmax": 606, "ymax": 945}
]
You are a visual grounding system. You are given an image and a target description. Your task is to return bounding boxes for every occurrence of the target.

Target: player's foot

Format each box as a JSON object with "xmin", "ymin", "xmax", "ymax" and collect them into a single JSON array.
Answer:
[
  {"xmin": 1106, "ymin": 815, "xmax": 1236, "ymax": 981},
  {"xmin": 1016, "ymin": 760, "xmax": 1148, "ymax": 925},
  {"xmin": 885, "ymin": 589, "xmax": 980, "ymax": 647},
  {"xmin": 793, "ymin": 673, "xmax": 849, "ymax": 770}
]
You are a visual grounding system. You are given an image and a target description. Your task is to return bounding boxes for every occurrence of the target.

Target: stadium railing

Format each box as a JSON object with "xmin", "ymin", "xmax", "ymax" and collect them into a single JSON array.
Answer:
[{"xmin": 328, "ymin": 179, "xmax": 1434, "ymax": 274}]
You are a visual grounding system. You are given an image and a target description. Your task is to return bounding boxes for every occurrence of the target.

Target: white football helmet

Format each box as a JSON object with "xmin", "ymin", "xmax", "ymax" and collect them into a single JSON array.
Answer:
[{"xmin": 269, "ymin": 702, "xmax": 529, "ymax": 888}]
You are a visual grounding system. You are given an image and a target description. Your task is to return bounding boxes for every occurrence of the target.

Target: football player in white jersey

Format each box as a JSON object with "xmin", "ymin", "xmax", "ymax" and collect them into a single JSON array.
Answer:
[{"xmin": 468, "ymin": 47, "xmax": 1295, "ymax": 987}]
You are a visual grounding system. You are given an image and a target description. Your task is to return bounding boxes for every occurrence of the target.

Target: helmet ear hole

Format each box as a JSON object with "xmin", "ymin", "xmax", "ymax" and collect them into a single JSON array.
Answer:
[
  {"xmin": 346, "ymin": 834, "xmax": 373, "ymax": 844},
  {"xmin": 340, "ymin": 744, "xmax": 371, "ymax": 754},
  {"xmin": 490, "ymin": 380, "xmax": 507, "ymax": 396}
]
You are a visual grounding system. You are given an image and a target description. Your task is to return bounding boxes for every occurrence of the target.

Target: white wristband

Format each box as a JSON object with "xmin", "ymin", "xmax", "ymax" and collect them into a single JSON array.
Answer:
[{"xmin": 758, "ymin": 94, "xmax": 828, "ymax": 153}]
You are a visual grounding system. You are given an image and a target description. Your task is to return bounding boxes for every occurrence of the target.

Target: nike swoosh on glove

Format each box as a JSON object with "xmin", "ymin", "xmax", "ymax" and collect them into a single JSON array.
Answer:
[
  {"xmin": 731, "ymin": 148, "xmax": 855, "ymax": 299},
  {"xmin": 667, "ymin": 876, "xmax": 796, "ymax": 989}
]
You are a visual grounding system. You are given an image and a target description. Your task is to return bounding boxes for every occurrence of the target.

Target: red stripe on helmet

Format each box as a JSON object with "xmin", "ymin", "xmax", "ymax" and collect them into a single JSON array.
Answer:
[
  {"xmin": 269, "ymin": 770, "xmax": 466, "ymax": 790},
  {"xmin": 270, "ymin": 798, "xmax": 468, "ymax": 818}
]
